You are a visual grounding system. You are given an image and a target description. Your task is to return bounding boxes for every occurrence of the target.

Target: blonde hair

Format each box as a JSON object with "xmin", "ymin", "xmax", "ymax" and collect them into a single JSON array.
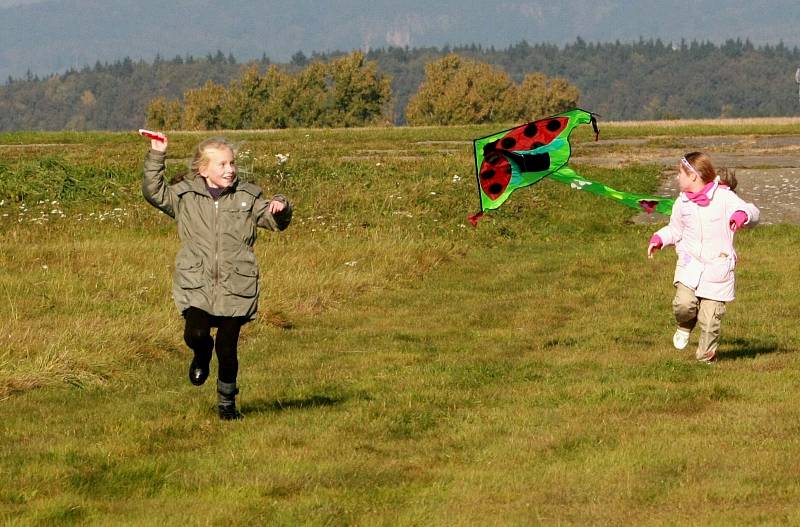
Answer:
[
  {"xmin": 683, "ymin": 151, "xmax": 738, "ymax": 191},
  {"xmin": 171, "ymin": 137, "xmax": 236, "ymax": 184}
]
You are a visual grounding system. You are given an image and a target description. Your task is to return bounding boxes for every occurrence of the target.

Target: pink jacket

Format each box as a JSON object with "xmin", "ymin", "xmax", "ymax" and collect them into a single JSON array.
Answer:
[{"xmin": 654, "ymin": 181, "xmax": 759, "ymax": 302}]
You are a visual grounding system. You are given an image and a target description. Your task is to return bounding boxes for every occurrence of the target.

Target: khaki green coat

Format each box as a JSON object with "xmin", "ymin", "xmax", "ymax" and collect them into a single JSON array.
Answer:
[{"xmin": 142, "ymin": 149, "xmax": 291, "ymax": 319}]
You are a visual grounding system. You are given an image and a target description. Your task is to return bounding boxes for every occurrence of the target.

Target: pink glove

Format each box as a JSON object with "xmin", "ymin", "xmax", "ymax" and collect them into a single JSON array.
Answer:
[
  {"xmin": 729, "ymin": 210, "xmax": 748, "ymax": 231},
  {"xmin": 649, "ymin": 234, "xmax": 663, "ymax": 249},
  {"xmin": 647, "ymin": 234, "xmax": 663, "ymax": 258}
]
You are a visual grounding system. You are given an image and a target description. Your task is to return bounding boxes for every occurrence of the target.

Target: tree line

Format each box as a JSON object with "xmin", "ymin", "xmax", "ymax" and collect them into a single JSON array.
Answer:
[
  {"xmin": 145, "ymin": 52, "xmax": 578, "ymax": 130},
  {"xmin": 1, "ymin": 38, "xmax": 799, "ymax": 132},
  {"xmin": 145, "ymin": 52, "xmax": 393, "ymax": 130}
]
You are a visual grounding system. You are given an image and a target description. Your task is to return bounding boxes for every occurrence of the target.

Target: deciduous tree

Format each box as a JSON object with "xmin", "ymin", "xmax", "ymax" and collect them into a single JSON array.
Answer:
[
  {"xmin": 406, "ymin": 54, "xmax": 580, "ymax": 125},
  {"xmin": 406, "ymin": 55, "xmax": 517, "ymax": 125}
]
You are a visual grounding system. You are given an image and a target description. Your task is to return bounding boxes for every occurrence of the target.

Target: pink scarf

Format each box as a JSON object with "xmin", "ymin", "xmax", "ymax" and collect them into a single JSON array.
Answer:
[{"xmin": 684, "ymin": 180, "xmax": 716, "ymax": 206}]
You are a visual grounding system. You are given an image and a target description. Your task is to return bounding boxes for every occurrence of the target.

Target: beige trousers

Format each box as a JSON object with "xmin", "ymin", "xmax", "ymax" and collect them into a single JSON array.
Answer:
[{"xmin": 672, "ymin": 282, "xmax": 727, "ymax": 361}]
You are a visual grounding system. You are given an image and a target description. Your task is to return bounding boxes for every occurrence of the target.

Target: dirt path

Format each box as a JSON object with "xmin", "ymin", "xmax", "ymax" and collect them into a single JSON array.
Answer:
[{"xmin": 575, "ymin": 134, "xmax": 800, "ymax": 225}]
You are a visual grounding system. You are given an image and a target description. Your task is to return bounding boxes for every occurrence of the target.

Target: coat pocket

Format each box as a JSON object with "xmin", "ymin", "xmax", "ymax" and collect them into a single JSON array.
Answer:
[
  {"xmin": 175, "ymin": 257, "xmax": 204, "ymax": 289},
  {"xmin": 703, "ymin": 255, "xmax": 735, "ymax": 283},
  {"xmin": 228, "ymin": 262, "xmax": 258, "ymax": 297}
]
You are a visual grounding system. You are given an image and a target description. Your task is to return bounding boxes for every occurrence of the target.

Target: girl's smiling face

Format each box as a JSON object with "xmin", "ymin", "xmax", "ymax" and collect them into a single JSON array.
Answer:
[{"xmin": 199, "ymin": 147, "xmax": 236, "ymax": 189}]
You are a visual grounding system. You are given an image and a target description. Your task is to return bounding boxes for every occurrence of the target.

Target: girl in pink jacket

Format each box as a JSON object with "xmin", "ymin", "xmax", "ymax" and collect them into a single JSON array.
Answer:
[{"xmin": 647, "ymin": 152, "xmax": 759, "ymax": 363}]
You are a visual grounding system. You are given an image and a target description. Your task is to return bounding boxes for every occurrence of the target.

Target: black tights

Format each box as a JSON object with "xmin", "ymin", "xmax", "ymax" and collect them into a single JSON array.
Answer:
[{"xmin": 183, "ymin": 307, "xmax": 245, "ymax": 384}]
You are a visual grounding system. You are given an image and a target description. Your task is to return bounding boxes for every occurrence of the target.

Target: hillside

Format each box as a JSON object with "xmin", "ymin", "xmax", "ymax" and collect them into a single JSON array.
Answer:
[
  {"xmin": 1, "ymin": 40, "xmax": 799, "ymax": 131},
  {"xmin": 1, "ymin": 0, "xmax": 800, "ymax": 80}
]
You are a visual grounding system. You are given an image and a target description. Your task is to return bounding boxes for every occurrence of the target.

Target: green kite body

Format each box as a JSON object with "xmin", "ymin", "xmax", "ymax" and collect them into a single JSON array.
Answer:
[{"xmin": 470, "ymin": 108, "xmax": 674, "ymax": 223}]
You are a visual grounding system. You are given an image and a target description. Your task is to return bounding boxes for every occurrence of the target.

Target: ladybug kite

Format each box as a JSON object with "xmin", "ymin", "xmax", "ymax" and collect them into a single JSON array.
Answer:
[{"xmin": 469, "ymin": 108, "xmax": 674, "ymax": 225}]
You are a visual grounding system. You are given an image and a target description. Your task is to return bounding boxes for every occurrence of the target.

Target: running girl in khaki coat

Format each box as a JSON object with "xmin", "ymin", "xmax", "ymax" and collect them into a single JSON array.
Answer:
[{"xmin": 142, "ymin": 133, "xmax": 292, "ymax": 419}]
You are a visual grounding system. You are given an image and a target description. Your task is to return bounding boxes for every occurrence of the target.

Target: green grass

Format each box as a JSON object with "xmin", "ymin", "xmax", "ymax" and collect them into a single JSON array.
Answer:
[{"xmin": 2, "ymin": 122, "xmax": 800, "ymax": 525}]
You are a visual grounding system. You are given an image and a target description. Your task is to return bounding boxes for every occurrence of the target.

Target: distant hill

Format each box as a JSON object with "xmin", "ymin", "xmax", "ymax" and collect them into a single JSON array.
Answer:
[
  {"xmin": 2, "ymin": 0, "xmax": 800, "ymax": 81},
  {"xmin": 2, "ymin": 40, "xmax": 799, "ymax": 131}
]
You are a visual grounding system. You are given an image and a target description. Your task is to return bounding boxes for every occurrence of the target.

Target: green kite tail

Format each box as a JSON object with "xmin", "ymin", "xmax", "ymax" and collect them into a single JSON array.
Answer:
[
  {"xmin": 469, "ymin": 108, "xmax": 674, "ymax": 225},
  {"xmin": 547, "ymin": 166, "xmax": 674, "ymax": 215}
]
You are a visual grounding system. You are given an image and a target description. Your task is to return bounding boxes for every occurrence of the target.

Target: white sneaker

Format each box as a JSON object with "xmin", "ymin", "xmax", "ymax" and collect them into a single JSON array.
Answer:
[{"xmin": 672, "ymin": 328, "xmax": 690, "ymax": 350}]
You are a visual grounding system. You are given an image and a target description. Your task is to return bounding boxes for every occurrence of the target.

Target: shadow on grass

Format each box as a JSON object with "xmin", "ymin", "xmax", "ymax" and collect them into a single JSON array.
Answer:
[
  {"xmin": 719, "ymin": 337, "xmax": 788, "ymax": 361},
  {"xmin": 241, "ymin": 394, "xmax": 347, "ymax": 414}
]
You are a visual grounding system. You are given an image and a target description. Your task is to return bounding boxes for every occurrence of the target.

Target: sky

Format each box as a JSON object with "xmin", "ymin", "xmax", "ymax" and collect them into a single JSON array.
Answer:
[{"xmin": 0, "ymin": 0, "xmax": 42, "ymax": 6}]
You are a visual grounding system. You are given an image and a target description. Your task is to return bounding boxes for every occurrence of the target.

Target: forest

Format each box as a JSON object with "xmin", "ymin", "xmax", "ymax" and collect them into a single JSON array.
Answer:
[{"xmin": 1, "ymin": 38, "xmax": 799, "ymax": 131}]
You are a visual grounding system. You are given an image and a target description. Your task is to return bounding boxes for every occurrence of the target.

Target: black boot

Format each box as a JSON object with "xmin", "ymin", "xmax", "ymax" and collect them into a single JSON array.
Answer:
[
  {"xmin": 217, "ymin": 380, "xmax": 241, "ymax": 420},
  {"xmin": 188, "ymin": 352, "xmax": 211, "ymax": 386}
]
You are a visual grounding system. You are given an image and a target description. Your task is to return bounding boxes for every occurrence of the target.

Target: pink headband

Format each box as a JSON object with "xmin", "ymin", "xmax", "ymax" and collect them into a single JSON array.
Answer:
[{"xmin": 680, "ymin": 157, "xmax": 702, "ymax": 179}]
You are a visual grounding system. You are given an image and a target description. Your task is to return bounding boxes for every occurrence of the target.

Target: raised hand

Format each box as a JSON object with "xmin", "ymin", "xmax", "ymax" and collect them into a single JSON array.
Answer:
[{"xmin": 139, "ymin": 129, "xmax": 167, "ymax": 152}]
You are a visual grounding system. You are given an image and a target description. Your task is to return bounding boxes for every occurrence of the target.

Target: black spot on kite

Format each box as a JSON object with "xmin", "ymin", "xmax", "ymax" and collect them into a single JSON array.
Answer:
[
  {"xmin": 483, "ymin": 142, "xmax": 497, "ymax": 155},
  {"xmin": 546, "ymin": 119, "xmax": 561, "ymax": 132},
  {"xmin": 486, "ymin": 153, "xmax": 502, "ymax": 165},
  {"xmin": 532, "ymin": 142, "xmax": 544, "ymax": 149},
  {"xmin": 489, "ymin": 183, "xmax": 503, "ymax": 195},
  {"xmin": 480, "ymin": 169, "xmax": 495, "ymax": 180},
  {"xmin": 520, "ymin": 152, "xmax": 550, "ymax": 172},
  {"xmin": 523, "ymin": 123, "xmax": 537, "ymax": 137},
  {"xmin": 500, "ymin": 137, "xmax": 517, "ymax": 149}
]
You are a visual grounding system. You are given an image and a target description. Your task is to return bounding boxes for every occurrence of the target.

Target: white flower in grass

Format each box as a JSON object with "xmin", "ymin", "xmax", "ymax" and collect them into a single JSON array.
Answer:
[
  {"xmin": 275, "ymin": 153, "xmax": 290, "ymax": 164},
  {"xmin": 344, "ymin": 261, "xmax": 358, "ymax": 267},
  {"xmin": 451, "ymin": 175, "xmax": 462, "ymax": 183}
]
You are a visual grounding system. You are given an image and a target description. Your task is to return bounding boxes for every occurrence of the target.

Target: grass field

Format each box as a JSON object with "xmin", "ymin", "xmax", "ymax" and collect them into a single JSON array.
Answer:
[{"xmin": 1, "ymin": 121, "xmax": 800, "ymax": 525}]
